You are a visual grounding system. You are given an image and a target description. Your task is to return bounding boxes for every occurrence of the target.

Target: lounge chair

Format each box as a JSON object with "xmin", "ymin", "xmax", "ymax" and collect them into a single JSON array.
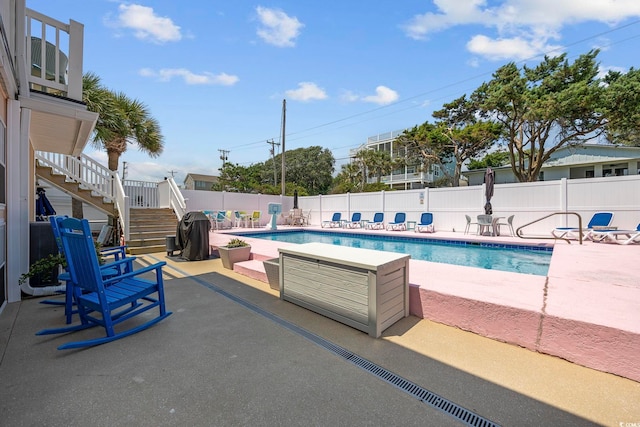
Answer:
[
  {"xmin": 591, "ymin": 223, "xmax": 640, "ymax": 245},
  {"xmin": 386, "ymin": 212, "xmax": 407, "ymax": 231},
  {"xmin": 365, "ymin": 212, "xmax": 384, "ymax": 230},
  {"xmin": 321, "ymin": 212, "xmax": 342, "ymax": 228},
  {"xmin": 345, "ymin": 212, "xmax": 362, "ymax": 228},
  {"xmin": 552, "ymin": 212, "xmax": 614, "ymax": 240},
  {"xmin": 415, "ymin": 212, "xmax": 435, "ymax": 233}
]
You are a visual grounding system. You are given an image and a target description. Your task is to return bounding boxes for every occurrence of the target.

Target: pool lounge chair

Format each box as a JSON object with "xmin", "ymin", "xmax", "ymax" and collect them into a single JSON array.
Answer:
[
  {"xmin": 345, "ymin": 212, "xmax": 362, "ymax": 228},
  {"xmin": 321, "ymin": 212, "xmax": 342, "ymax": 228},
  {"xmin": 365, "ymin": 212, "xmax": 384, "ymax": 230},
  {"xmin": 552, "ymin": 211, "xmax": 614, "ymax": 240},
  {"xmin": 386, "ymin": 212, "xmax": 406, "ymax": 231},
  {"xmin": 591, "ymin": 223, "xmax": 640, "ymax": 245},
  {"xmin": 415, "ymin": 212, "xmax": 435, "ymax": 233}
]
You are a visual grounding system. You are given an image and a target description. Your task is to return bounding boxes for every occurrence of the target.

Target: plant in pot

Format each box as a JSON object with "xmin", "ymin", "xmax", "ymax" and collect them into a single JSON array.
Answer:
[
  {"xmin": 218, "ymin": 238, "xmax": 251, "ymax": 269},
  {"xmin": 19, "ymin": 253, "xmax": 66, "ymax": 287},
  {"xmin": 19, "ymin": 242, "xmax": 106, "ymax": 287}
]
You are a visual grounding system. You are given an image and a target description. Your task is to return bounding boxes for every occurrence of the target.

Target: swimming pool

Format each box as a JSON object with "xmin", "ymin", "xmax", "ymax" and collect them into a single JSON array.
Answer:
[{"xmin": 236, "ymin": 230, "xmax": 552, "ymax": 276}]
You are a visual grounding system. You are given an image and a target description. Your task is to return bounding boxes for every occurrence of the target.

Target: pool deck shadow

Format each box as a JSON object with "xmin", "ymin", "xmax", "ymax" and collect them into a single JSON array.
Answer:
[{"xmin": 211, "ymin": 226, "xmax": 640, "ymax": 383}]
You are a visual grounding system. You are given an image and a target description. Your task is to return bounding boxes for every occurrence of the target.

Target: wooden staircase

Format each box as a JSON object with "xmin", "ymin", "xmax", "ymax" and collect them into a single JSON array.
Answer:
[
  {"xmin": 36, "ymin": 163, "xmax": 117, "ymax": 216},
  {"xmin": 127, "ymin": 208, "xmax": 178, "ymax": 255}
]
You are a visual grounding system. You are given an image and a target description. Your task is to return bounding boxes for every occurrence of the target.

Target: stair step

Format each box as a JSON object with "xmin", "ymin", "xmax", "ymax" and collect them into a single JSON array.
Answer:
[{"xmin": 127, "ymin": 244, "xmax": 168, "ymax": 255}]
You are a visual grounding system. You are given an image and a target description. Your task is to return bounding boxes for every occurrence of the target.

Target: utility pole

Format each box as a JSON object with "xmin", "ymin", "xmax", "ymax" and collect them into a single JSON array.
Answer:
[
  {"xmin": 267, "ymin": 139, "xmax": 280, "ymax": 185},
  {"xmin": 167, "ymin": 170, "xmax": 177, "ymax": 178},
  {"xmin": 281, "ymin": 99, "xmax": 286, "ymax": 196},
  {"xmin": 218, "ymin": 149, "xmax": 230, "ymax": 167},
  {"xmin": 122, "ymin": 161, "xmax": 128, "ymax": 180}
]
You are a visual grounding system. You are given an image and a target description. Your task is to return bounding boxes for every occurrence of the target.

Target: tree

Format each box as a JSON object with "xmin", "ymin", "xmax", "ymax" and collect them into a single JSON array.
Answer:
[
  {"xmin": 330, "ymin": 162, "xmax": 363, "ymax": 194},
  {"xmin": 396, "ymin": 102, "xmax": 501, "ymax": 188},
  {"xmin": 471, "ymin": 50, "xmax": 611, "ymax": 182},
  {"xmin": 214, "ymin": 162, "xmax": 262, "ymax": 192},
  {"xmin": 264, "ymin": 146, "xmax": 335, "ymax": 195},
  {"xmin": 601, "ymin": 68, "xmax": 640, "ymax": 146},
  {"xmin": 85, "ymin": 73, "xmax": 164, "ymax": 172},
  {"xmin": 354, "ymin": 149, "xmax": 399, "ymax": 184},
  {"xmin": 467, "ymin": 151, "xmax": 510, "ymax": 170}
]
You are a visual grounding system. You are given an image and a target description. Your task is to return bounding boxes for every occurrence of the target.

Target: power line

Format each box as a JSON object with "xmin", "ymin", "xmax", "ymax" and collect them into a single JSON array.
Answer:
[{"xmin": 221, "ymin": 20, "xmax": 640, "ymax": 156}]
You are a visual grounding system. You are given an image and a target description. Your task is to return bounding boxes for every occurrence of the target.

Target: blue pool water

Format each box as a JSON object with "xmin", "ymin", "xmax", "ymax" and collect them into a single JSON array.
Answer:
[{"xmin": 236, "ymin": 230, "xmax": 552, "ymax": 276}]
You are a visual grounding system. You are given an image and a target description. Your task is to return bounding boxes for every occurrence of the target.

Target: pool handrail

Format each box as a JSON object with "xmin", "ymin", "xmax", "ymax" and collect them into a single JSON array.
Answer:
[{"xmin": 516, "ymin": 211, "xmax": 583, "ymax": 244}]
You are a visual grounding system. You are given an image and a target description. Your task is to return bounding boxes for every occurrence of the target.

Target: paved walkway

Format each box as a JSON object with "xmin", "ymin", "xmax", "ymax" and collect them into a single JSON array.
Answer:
[{"xmin": 1, "ymin": 246, "xmax": 639, "ymax": 426}]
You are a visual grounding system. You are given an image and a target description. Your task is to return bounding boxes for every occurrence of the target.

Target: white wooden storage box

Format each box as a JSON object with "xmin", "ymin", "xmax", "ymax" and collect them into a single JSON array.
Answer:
[{"xmin": 278, "ymin": 243, "xmax": 410, "ymax": 337}]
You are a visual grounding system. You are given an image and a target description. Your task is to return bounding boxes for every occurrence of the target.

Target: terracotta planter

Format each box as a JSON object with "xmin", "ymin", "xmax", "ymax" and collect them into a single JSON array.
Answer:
[{"xmin": 218, "ymin": 245, "xmax": 251, "ymax": 269}]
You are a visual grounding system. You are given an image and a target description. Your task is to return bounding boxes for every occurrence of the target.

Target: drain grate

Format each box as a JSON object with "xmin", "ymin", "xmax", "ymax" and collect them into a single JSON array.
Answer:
[{"xmin": 157, "ymin": 261, "xmax": 500, "ymax": 427}]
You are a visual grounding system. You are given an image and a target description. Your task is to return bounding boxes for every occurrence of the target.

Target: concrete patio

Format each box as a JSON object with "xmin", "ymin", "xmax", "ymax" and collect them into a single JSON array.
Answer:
[{"xmin": 1, "ymin": 229, "xmax": 639, "ymax": 425}]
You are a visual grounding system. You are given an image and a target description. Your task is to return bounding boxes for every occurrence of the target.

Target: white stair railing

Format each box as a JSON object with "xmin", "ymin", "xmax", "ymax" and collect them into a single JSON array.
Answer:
[{"xmin": 35, "ymin": 151, "xmax": 130, "ymax": 239}]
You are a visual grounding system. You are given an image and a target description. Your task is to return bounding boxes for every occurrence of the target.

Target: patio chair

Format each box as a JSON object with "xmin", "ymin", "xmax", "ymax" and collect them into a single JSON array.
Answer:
[
  {"xmin": 552, "ymin": 212, "xmax": 614, "ymax": 240},
  {"xmin": 464, "ymin": 215, "xmax": 478, "ymax": 235},
  {"xmin": 321, "ymin": 212, "xmax": 342, "ymax": 228},
  {"xmin": 365, "ymin": 212, "xmax": 384, "ymax": 230},
  {"xmin": 234, "ymin": 211, "xmax": 248, "ymax": 228},
  {"xmin": 290, "ymin": 208, "xmax": 304, "ymax": 226},
  {"xmin": 36, "ymin": 217, "xmax": 171, "ymax": 350},
  {"xmin": 591, "ymin": 223, "xmax": 640, "ymax": 245},
  {"xmin": 212, "ymin": 211, "xmax": 228, "ymax": 230},
  {"xmin": 302, "ymin": 210, "xmax": 312, "ymax": 226},
  {"xmin": 386, "ymin": 212, "xmax": 407, "ymax": 231},
  {"xmin": 495, "ymin": 214, "xmax": 515, "ymax": 237},
  {"xmin": 345, "ymin": 212, "xmax": 362, "ymax": 228},
  {"xmin": 249, "ymin": 210, "xmax": 262, "ymax": 228},
  {"xmin": 41, "ymin": 215, "xmax": 133, "ymax": 324},
  {"xmin": 415, "ymin": 212, "xmax": 435, "ymax": 233}
]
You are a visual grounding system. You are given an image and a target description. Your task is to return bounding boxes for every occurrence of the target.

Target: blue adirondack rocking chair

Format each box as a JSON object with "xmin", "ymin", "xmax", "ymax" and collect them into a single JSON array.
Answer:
[
  {"xmin": 40, "ymin": 216, "xmax": 132, "ymax": 324},
  {"xmin": 36, "ymin": 217, "xmax": 171, "ymax": 350}
]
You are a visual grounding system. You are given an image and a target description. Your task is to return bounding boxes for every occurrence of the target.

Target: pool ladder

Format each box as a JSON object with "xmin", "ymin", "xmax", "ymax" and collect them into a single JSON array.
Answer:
[{"xmin": 515, "ymin": 211, "xmax": 584, "ymax": 244}]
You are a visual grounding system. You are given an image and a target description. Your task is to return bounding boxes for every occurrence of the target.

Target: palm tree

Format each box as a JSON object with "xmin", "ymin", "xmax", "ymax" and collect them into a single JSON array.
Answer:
[{"xmin": 83, "ymin": 73, "xmax": 164, "ymax": 172}]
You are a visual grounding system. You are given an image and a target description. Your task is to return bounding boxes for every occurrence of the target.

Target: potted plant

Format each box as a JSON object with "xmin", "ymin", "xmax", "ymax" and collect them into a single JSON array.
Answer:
[
  {"xmin": 218, "ymin": 238, "xmax": 251, "ymax": 269},
  {"xmin": 19, "ymin": 253, "xmax": 65, "ymax": 287},
  {"xmin": 19, "ymin": 242, "xmax": 106, "ymax": 287}
]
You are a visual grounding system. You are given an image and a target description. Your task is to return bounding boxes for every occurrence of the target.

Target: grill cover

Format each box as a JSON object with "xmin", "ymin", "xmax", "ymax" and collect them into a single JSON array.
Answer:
[{"xmin": 175, "ymin": 211, "xmax": 210, "ymax": 261}]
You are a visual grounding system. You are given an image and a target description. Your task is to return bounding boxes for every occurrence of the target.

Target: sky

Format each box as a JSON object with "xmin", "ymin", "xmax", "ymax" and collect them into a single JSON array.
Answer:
[{"xmin": 28, "ymin": 0, "xmax": 640, "ymax": 184}]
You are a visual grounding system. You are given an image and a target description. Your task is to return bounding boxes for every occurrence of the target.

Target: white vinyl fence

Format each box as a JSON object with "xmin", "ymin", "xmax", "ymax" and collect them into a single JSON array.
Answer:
[
  {"xmin": 295, "ymin": 176, "xmax": 640, "ymax": 236},
  {"xmin": 180, "ymin": 175, "xmax": 640, "ymax": 236}
]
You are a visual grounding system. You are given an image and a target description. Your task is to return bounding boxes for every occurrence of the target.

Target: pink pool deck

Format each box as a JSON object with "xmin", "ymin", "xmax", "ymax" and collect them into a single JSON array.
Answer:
[{"xmin": 209, "ymin": 227, "xmax": 640, "ymax": 382}]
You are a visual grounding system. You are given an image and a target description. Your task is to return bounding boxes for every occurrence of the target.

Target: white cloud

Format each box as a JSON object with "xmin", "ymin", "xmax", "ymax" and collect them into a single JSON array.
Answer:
[
  {"xmin": 116, "ymin": 4, "xmax": 182, "ymax": 43},
  {"xmin": 139, "ymin": 68, "xmax": 239, "ymax": 86},
  {"xmin": 466, "ymin": 34, "xmax": 563, "ymax": 61},
  {"xmin": 256, "ymin": 6, "xmax": 304, "ymax": 47},
  {"xmin": 362, "ymin": 86, "xmax": 399, "ymax": 105},
  {"xmin": 339, "ymin": 90, "xmax": 360, "ymax": 103},
  {"xmin": 403, "ymin": 0, "xmax": 640, "ymax": 61},
  {"xmin": 285, "ymin": 82, "xmax": 327, "ymax": 102}
]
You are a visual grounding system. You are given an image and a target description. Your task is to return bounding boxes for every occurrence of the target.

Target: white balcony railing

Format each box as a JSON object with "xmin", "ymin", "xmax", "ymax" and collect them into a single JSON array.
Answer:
[{"xmin": 25, "ymin": 8, "xmax": 83, "ymax": 100}]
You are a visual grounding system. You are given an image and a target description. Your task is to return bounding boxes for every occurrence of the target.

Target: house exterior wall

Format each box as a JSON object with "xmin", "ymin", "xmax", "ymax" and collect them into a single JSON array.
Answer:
[
  {"xmin": 351, "ymin": 130, "xmax": 444, "ymax": 190},
  {"xmin": 465, "ymin": 145, "xmax": 640, "ymax": 185}
]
